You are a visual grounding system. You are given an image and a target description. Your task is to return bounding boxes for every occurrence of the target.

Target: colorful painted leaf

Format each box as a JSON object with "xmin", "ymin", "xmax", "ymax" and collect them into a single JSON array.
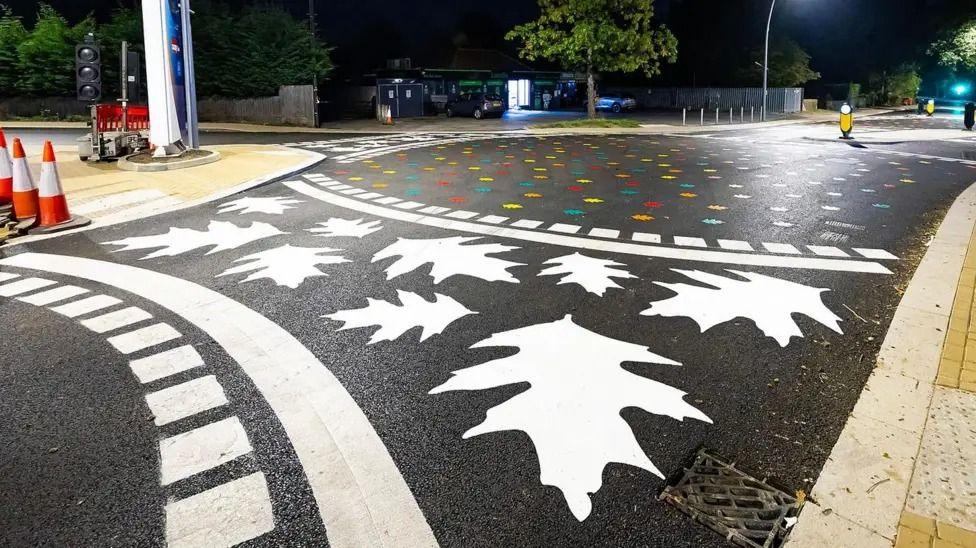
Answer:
[{"xmin": 430, "ymin": 315, "xmax": 711, "ymax": 521}]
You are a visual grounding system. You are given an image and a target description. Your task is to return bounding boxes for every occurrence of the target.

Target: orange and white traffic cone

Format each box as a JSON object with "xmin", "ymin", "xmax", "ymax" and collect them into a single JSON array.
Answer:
[
  {"xmin": 33, "ymin": 140, "xmax": 90, "ymax": 233},
  {"xmin": 10, "ymin": 138, "xmax": 38, "ymax": 226},
  {"xmin": 0, "ymin": 128, "xmax": 12, "ymax": 210}
]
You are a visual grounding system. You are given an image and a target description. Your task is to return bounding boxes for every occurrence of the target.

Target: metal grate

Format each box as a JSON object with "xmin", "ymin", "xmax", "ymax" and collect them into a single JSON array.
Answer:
[{"xmin": 659, "ymin": 450, "xmax": 803, "ymax": 548}]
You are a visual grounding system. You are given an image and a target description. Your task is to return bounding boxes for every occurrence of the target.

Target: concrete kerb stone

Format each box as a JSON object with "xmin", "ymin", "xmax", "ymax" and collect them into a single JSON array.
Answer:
[
  {"xmin": 787, "ymin": 180, "xmax": 976, "ymax": 547},
  {"xmin": 117, "ymin": 149, "xmax": 221, "ymax": 172}
]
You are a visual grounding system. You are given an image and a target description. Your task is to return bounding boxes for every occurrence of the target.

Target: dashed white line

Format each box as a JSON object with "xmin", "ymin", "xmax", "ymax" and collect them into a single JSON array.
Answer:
[
  {"xmin": 17, "ymin": 285, "xmax": 89, "ymax": 306},
  {"xmin": 0, "ymin": 277, "xmax": 57, "ymax": 297},
  {"xmin": 393, "ymin": 201, "xmax": 425, "ymax": 210},
  {"xmin": 129, "ymin": 345, "xmax": 207, "ymax": 384},
  {"xmin": 49, "ymin": 294, "xmax": 122, "ymax": 318},
  {"xmin": 588, "ymin": 228, "xmax": 620, "ymax": 239},
  {"xmin": 478, "ymin": 215, "xmax": 509, "ymax": 224},
  {"xmin": 329, "ymin": 184, "xmax": 354, "ymax": 191},
  {"xmin": 107, "ymin": 323, "xmax": 181, "ymax": 354},
  {"xmin": 164, "ymin": 472, "xmax": 274, "ymax": 548},
  {"xmin": 0, "ymin": 272, "xmax": 20, "ymax": 283},
  {"xmin": 417, "ymin": 205, "xmax": 450, "ymax": 215},
  {"xmin": 444, "ymin": 210, "xmax": 480, "ymax": 220},
  {"xmin": 510, "ymin": 219, "xmax": 544, "ymax": 229},
  {"xmin": 355, "ymin": 192, "xmax": 384, "ymax": 200},
  {"xmin": 159, "ymin": 416, "xmax": 252, "ymax": 485},
  {"xmin": 632, "ymin": 232, "xmax": 662, "ymax": 244},
  {"xmin": 763, "ymin": 242, "xmax": 802, "ymax": 254},
  {"xmin": 339, "ymin": 188, "xmax": 367, "ymax": 195},
  {"xmin": 145, "ymin": 375, "xmax": 228, "ymax": 426},
  {"xmin": 373, "ymin": 196, "xmax": 402, "ymax": 205},
  {"xmin": 80, "ymin": 306, "xmax": 153, "ymax": 334},
  {"xmin": 548, "ymin": 223, "xmax": 582, "ymax": 234},
  {"xmin": 853, "ymin": 248, "xmax": 900, "ymax": 260},
  {"xmin": 807, "ymin": 245, "xmax": 850, "ymax": 257},
  {"xmin": 674, "ymin": 236, "xmax": 707, "ymax": 248},
  {"xmin": 717, "ymin": 239, "xmax": 754, "ymax": 251}
]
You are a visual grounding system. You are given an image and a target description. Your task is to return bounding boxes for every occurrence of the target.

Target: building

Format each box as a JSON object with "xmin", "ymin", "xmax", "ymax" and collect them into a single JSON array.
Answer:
[{"xmin": 369, "ymin": 49, "xmax": 586, "ymax": 118}]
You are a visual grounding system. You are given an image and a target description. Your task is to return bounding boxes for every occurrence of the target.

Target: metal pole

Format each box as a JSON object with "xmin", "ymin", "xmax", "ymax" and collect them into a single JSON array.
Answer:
[
  {"xmin": 179, "ymin": 0, "xmax": 199, "ymax": 148},
  {"xmin": 740, "ymin": 106, "xmax": 744, "ymax": 123},
  {"xmin": 309, "ymin": 0, "xmax": 319, "ymax": 128},
  {"xmin": 715, "ymin": 108, "xmax": 719, "ymax": 124},
  {"xmin": 700, "ymin": 108, "xmax": 704, "ymax": 126},
  {"xmin": 751, "ymin": 106, "xmax": 754, "ymax": 122},
  {"xmin": 729, "ymin": 108, "xmax": 733, "ymax": 124},
  {"xmin": 682, "ymin": 107, "xmax": 686, "ymax": 125},
  {"xmin": 762, "ymin": 0, "xmax": 777, "ymax": 122},
  {"xmin": 120, "ymin": 41, "xmax": 128, "ymax": 132}
]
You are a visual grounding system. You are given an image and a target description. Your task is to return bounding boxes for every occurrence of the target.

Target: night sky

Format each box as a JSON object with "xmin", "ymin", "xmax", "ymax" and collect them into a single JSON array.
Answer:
[{"xmin": 7, "ymin": 0, "xmax": 975, "ymax": 84}]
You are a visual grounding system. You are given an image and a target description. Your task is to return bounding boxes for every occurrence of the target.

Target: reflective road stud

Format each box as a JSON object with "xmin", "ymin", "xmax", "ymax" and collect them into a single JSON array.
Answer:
[
  {"xmin": 33, "ymin": 141, "xmax": 91, "ymax": 233},
  {"xmin": 839, "ymin": 103, "xmax": 854, "ymax": 140}
]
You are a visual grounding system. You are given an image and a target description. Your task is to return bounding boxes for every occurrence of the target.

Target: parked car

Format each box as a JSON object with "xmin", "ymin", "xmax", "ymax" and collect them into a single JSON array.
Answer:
[
  {"xmin": 593, "ymin": 92, "xmax": 638, "ymax": 113},
  {"xmin": 446, "ymin": 93, "xmax": 505, "ymax": 119}
]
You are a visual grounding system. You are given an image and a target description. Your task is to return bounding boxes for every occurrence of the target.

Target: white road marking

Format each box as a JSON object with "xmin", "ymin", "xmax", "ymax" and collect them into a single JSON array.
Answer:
[
  {"xmin": 373, "ymin": 196, "xmax": 402, "ymax": 205},
  {"xmin": 49, "ymin": 294, "xmax": 122, "ymax": 318},
  {"xmin": 478, "ymin": 215, "xmax": 509, "ymax": 224},
  {"xmin": 339, "ymin": 188, "xmax": 366, "ymax": 195},
  {"xmin": 717, "ymin": 239, "xmax": 754, "ymax": 251},
  {"xmin": 674, "ymin": 236, "xmax": 707, "ymax": 248},
  {"xmin": 0, "ymin": 272, "xmax": 20, "ymax": 283},
  {"xmin": 80, "ymin": 306, "xmax": 153, "ymax": 334},
  {"xmin": 417, "ymin": 206, "xmax": 450, "ymax": 215},
  {"xmin": 763, "ymin": 242, "xmax": 802, "ymax": 254},
  {"xmin": 853, "ymin": 248, "xmax": 900, "ymax": 260},
  {"xmin": 393, "ymin": 201, "xmax": 425, "ymax": 210},
  {"xmin": 444, "ymin": 210, "xmax": 480, "ymax": 220},
  {"xmin": 107, "ymin": 323, "xmax": 181, "ymax": 354},
  {"xmin": 164, "ymin": 472, "xmax": 274, "ymax": 548},
  {"xmin": 807, "ymin": 245, "xmax": 850, "ymax": 257},
  {"xmin": 632, "ymin": 232, "xmax": 662, "ymax": 244},
  {"xmin": 160, "ymin": 416, "xmax": 252, "ymax": 485},
  {"xmin": 284, "ymin": 181, "xmax": 891, "ymax": 275},
  {"xmin": 145, "ymin": 375, "xmax": 228, "ymax": 426},
  {"xmin": 129, "ymin": 345, "xmax": 206, "ymax": 384},
  {"xmin": 548, "ymin": 223, "xmax": 582, "ymax": 234},
  {"xmin": 510, "ymin": 219, "xmax": 544, "ymax": 229},
  {"xmin": 71, "ymin": 189, "xmax": 169, "ymax": 216},
  {"xmin": 0, "ymin": 277, "xmax": 57, "ymax": 297},
  {"xmin": 588, "ymin": 228, "xmax": 620, "ymax": 239},
  {"xmin": 17, "ymin": 285, "xmax": 89, "ymax": 306},
  {"xmin": 329, "ymin": 184, "xmax": 354, "ymax": 191},
  {"xmin": 0, "ymin": 253, "xmax": 437, "ymax": 547},
  {"xmin": 355, "ymin": 192, "xmax": 384, "ymax": 200}
]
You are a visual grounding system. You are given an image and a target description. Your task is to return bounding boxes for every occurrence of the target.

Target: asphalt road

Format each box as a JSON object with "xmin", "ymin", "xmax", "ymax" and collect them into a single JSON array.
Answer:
[{"xmin": 2, "ymin": 122, "xmax": 974, "ymax": 546}]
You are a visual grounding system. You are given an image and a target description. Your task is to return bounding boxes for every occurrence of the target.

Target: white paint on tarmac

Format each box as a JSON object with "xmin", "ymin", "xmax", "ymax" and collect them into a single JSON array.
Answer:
[
  {"xmin": 284, "ymin": 180, "xmax": 892, "ymax": 275},
  {"xmin": 17, "ymin": 285, "xmax": 89, "ymax": 306},
  {"xmin": 160, "ymin": 416, "xmax": 252, "ymax": 485},
  {"xmin": 0, "ymin": 253, "xmax": 437, "ymax": 548},
  {"xmin": 0, "ymin": 272, "xmax": 20, "ymax": 283},
  {"xmin": 106, "ymin": 323, "xmax": 182, "ymax": 354},
  {"xmin": 49, "ymin": 294, "xmax": 122, "ymax": 318},
  {"xmin": 144, "ymin": 375, "xmax": 228, "ymax": 426},
  {"xmin": 164, "ymin": 472, "xmax": 274, "ymax": 548},
  {"xmin": 80, "ymin": 306, "xmax": 153, "ymax": 334},
  {"xmin": 0, "ymin": 277, "xmax": 57, "ymax": 297},
  {"xmin": 129, "ymin": 345, "xmax": 206, "ymax": 384}
]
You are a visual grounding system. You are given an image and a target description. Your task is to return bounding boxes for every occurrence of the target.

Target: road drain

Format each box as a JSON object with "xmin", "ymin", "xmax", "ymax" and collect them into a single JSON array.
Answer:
[{"xmin": 659, "ymin": 450, "xmax": 803, "ymax": 548}]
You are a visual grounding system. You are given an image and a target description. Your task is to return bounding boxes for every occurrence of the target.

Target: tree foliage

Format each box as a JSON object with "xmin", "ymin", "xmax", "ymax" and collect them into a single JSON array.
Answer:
[
  {"xmin": 506, "ymin": 0, "xmax": 677, "ymax": 117},
  {"xmin": 741, "ymin": 38, "xmax": 820, "ymax": 87},
  {"xmin": 867, "ymin": 63, "xmax": 921, "ymax": 105},
  {"xmin": 0, "ymin": 5, "xmax": 28, "ymax": 93},
  {"xmin": 929, "ymin": 18, "xmax": 976, "ymax": 70},
  {"xmin": 14, "ymin": 4, "xmax": 93, "ymax": 96}
]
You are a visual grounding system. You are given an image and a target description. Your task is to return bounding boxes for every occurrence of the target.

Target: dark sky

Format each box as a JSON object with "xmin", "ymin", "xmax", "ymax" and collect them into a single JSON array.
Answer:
[{"xmin": 7, "ymin": 0, "xmax": 976, "ymax": 84}]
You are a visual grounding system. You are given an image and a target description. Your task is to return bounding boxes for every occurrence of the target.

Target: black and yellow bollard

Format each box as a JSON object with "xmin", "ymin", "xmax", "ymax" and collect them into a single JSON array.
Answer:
[
  {"xmin": 839, "ymin": 103, "xmax": 854, "ymax": 140},
  {"xmin": 965, "ymin": 103, "xmax": 975, "ymax": 130},
  {"xmin": 926, "ymin": 99, "xmax": 936, "ymax": 116}
]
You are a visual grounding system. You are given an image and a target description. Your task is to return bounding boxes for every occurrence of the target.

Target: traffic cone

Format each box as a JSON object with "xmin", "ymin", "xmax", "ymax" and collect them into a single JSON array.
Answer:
[
  {"xmin": 32, "ymin": 141, "xmax": 90, "ymax": 233},
  {"xmin": 0, "ymin": 128, "xmax": 12, "ymax": 210},
  {"xmin": 10, "ymin": 138, "xmax": 38, "ymax": 225}
]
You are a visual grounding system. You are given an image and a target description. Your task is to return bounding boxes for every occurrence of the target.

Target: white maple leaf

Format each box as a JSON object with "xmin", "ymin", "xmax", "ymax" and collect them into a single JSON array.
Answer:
[
  {"xmin": 218, "ymin": 196, "xmax": 303, "ymax": 215},
  {"xmin": 326, "ymin": 289, "xmax": 476, "ymax": 343},
  {"xmin": 217, "ymin": 244, "xmax": 350, "ymax": 288},
  {"xmin": 372, "ymin": 236, "xmax": 524, "ymax": 284},
  {"xmin": 641, "ymin": 269, "xmax": 843, "ymax": 347},
  {"xmin": 307, "ymin": 217, "xmax": 383, "ymax": 238},
  {"xmin": 538, "ymin": 252, "xmax": 636, "ymax": 296},
  {"xmin": 430, "ymin": 315, "xmax": 711, "ymax": 521},
  {"xmin": 104, "ymin": 221, "xmax": 285, "ymax": 259}
]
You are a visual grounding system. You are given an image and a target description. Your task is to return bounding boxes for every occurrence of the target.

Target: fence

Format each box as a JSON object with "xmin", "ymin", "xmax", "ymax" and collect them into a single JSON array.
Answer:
[
  {"xmin": 618, "ymin": 87, "xmax": 804, "ymax": 114},
  {"xmin": 197, "ymin": 85, "xmax": 315, "ymax": 127},
  {"xmin": 0, "ymin": 96, "xmax": 89, "ymax": 119}
]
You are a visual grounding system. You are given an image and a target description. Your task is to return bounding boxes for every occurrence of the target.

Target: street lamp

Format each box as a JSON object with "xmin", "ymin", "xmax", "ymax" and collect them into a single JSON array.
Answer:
[{"xmin": 762, "ymin": 0, "xmax": 778, "ymax": 122}]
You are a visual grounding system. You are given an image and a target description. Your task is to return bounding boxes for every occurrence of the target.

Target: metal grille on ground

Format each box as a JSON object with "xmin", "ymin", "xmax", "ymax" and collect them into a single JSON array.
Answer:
[{"xmin": 659, "ymin": 450, "xmax": 802, "ymax": 548}]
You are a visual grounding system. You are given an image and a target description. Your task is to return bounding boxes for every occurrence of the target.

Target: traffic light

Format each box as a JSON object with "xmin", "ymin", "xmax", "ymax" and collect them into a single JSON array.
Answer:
[{"xmin": 75, "ymin": 43, "xmax": 101, "ymax": 102}]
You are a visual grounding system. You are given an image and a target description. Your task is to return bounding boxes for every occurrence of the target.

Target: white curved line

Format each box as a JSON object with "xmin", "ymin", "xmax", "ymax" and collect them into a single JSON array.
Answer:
[
  {"xmin": 284, "ymin": 180, "xmax": 891, "ymax": 275},
  {"xmin": 0, "ymin": 252, "xmax": 437, "ymax": 548}
]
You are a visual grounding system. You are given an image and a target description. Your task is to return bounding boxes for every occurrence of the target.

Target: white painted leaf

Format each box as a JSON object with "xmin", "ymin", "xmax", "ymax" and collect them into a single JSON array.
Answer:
[
  {"xmin": 538, "ymin": 252, "xmax": 636, "ymax": 296},
  {"xmin": 326, "ymin": 289, "xmax": 476, "ymax": 343},
  {"xmin": 372, "ymin": 236, "xmax": 524, "ymax": 284},
  {"xmin": 218, "ymin": 196, "xmax": 303, "ymax": 215},
  {"xmin": 641, "ymin": 269, "xmax": 842, "ymax": 347},
  {"xmin": 104, "ymin": 221, "xmax": 284, "ymax": 260},
  {"xmin": 217, "ymin": 244, "xmax": 350, "ymax": 288},
  {"xmin": 430, "ymin": 315, "xmax": 710, "ymax": 521},
  {"xmin": 308, "ymin": 217, "xmax": 382, "ymax": 238}
]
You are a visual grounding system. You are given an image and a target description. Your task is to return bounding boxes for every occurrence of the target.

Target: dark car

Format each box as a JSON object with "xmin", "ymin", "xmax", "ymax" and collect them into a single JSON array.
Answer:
[{"xmin": 446, "ymin": 93, "xmax": 505, "ymax": 119}]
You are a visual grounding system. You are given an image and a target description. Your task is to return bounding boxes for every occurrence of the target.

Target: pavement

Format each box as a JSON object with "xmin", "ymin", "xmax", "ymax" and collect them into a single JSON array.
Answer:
[{"xmin": 1, "ymin": 110, "xmax": 976, "ymax": 547}]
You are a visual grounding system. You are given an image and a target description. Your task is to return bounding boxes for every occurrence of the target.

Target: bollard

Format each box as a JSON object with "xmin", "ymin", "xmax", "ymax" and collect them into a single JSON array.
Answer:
[
  {"xmin": 729, "ymin": 108, "xmax": 733, "ymax": 124},
  {"xmin": 740, "ymin": 107, "xmax": 744, "ymax": 123},
  {"xmin": 715, "ymin": 108, "xmax": 719, "ymax": 124},
  {"xmin": 751, "ymin": 107, "xmax": 755, "ymax": 122},
  {"xmin": 682, "ymin": 107, "xmax": 686, "ymax": 126},
  {"xmin": 700, "ymin": 108, "xmax": 704, "ymax": 126}
]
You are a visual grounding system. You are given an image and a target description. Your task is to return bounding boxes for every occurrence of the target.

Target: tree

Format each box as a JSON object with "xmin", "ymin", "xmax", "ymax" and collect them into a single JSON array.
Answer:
[
  {"xmin": 15, "ymin": 4, "xmax": 93, "ymax": 96},
  {"xmin": 505, "ymin": 0, "xmax": 677, "ymax": 118},
  {"xmin": 929, "ymin": 18, "xmax": 976, "ymax": 70},
  {"xmin": 742, "ymin": 38, "xmax": 820, "ymax": 87},
  {"xmin": 97, "ymin": 7, "xmax": 144, "ymax": 100},
  {"xmin": 868, "ymin": 63, "xmax": 921, "ymax": 106},
  {"xmin": 0, "ymin": 5, "xmax": 27, "ymax": 95}
]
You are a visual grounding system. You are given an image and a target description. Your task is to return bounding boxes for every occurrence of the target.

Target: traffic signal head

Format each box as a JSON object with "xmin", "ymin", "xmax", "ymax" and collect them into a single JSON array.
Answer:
[{"xmin": 75, "ymin": 43, "xmax": 101, "ymax": 102}]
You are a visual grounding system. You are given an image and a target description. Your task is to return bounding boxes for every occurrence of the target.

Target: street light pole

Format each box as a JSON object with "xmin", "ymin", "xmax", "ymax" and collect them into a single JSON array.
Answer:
[
  {"xmin": 762, "ymin": 0, "xmax": 777, "ymax": 122},
  {"xmin": 308, "ymin": 0, "xmax": 319, "ymax": 128}
]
